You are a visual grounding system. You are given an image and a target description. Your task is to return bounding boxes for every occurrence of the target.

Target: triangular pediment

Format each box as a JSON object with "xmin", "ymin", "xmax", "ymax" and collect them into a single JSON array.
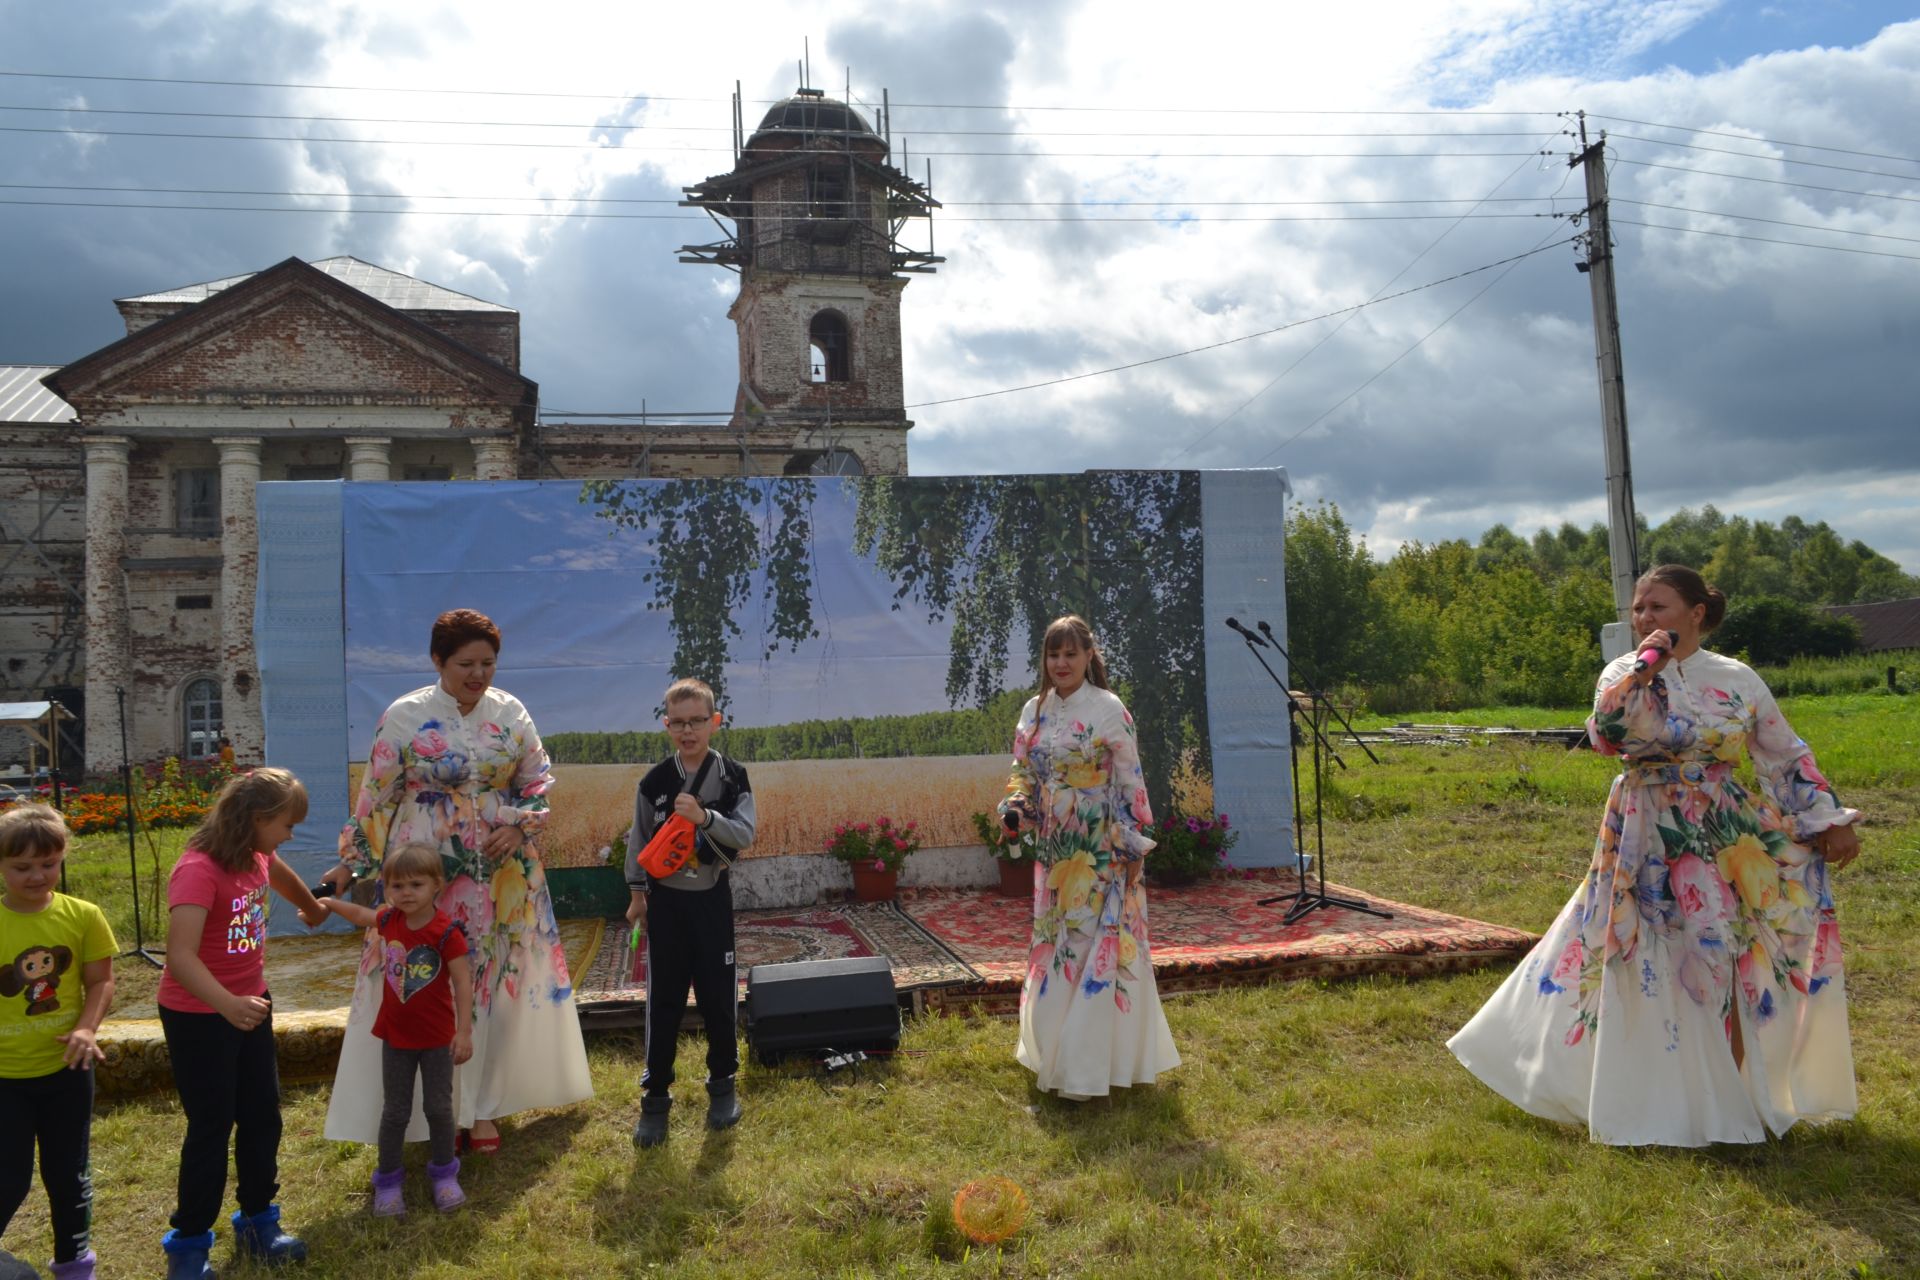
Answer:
[{"xmin": 48, "ymin": 257, "xmax": 535, "ymax": 410}]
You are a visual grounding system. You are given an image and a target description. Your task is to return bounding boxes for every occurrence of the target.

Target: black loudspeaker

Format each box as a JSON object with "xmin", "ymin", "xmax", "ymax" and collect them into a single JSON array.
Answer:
[{"xmin": 745, "ymin": 956, "xmax": 901, "ymax": 1064}]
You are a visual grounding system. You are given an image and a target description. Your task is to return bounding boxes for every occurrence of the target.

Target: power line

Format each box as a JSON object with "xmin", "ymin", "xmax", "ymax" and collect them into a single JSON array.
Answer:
[
  {"xmin": 1589, "ymin": 114, "xmax": 1920, "ymax": 167},
  {"xmin": 0, "ymin": 123, "xmax": 1550, "ymax": 159},
  {"xmin": 1172, "ymin": 139, "xmax": 1564, "ymax": 461},
  {"xmin": 0, "ymin": 103, "xmax": 1566, "ymax": 139},
  {"xmin": 0, "ymin": 69, "xmax": 1561, "ymax": 115},
  {"xmin": 1614, "ymin": 199, "xmax": 1920, "ymax": 246},
  {"xmin": 1251, "ymin": 225, "xmax": 1570, "ymax": 466},
  {"xmin": 1615, "ymin": 218, "xmax": 1920, "ymax": 261},
  {"xmin": 0, "ymin": 196, "xmax": 1570, "ymax": 222},
  {"xmin": 1610, "ymin": 133, "xmax": 1920, "ymax": 183},
  {"xmin": 0, "ymin": 180, "xmax": 1580, "ymax": 207},
  {"xmin": 1611, "ymin": 157, "xmax": 1920, "ymax": 205},
  {"xmin": 904, "ymin": 236, "xmax": 1579, "ymax": 410}
]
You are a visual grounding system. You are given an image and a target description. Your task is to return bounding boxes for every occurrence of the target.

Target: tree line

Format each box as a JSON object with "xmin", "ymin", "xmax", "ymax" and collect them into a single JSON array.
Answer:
[
  {"xmin": 545, "ymin": 688, "xmax": 1036, "ymax": 764},
  {"xmin": 1285, "ymin": 503, "xmax": 1918, "ymax": 710}
]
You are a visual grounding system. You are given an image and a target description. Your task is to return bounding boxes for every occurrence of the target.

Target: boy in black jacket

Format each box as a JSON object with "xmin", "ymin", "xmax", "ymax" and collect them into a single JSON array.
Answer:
[{"xmin": 625, "ymin": 677, "xmax": 756, "ymax": 1148}]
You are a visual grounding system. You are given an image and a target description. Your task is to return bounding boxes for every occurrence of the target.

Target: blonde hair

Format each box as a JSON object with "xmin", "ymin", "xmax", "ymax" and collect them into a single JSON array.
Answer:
[
  {"xmin": 1036, "ymin": 615, "xmax": 1111, "ymax": 713},
  {"xmin": 664, "ymin": 677, "xmax": 717, "ymax": 716},
  {"xmin": 382, "ymin": 843, "xmax": 445, "ymax": 885},
  {"xmin": 188, "ymin": 767, "xmax": 309, "ymax": 873},
  {"xmin": 0, "ymin": 803, "xmax": 70, "ymax": 861}
]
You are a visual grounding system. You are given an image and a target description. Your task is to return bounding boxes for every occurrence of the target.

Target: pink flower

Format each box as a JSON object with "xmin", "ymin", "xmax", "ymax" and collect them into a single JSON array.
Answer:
[
  {"xmin": 905, "ymin": 820, "xmax": 917, "ymax": 830},
  {"xmin": 1115, "ymin": 986, "xmax": 1133, "ymax": 1014},
  {"xmin": 412, "ymin": 728, "xmax": 449, "ymax": 757},
  {"xmin": 856, "ymin": 822, "xmax": 870, "ymax": 833},
  {"xmin": 370, "ymin": 738, "xmax": 399, "ymax": 771},
  {"xmin": 1550, "ymin": 937, "xmax": 1584, "ymax": 984},
  {"xmin": 834, "ymin": 823, "xmax": 847, "ymax": 836},
  {"xmin": 1217, "ymin": 814, "xmax": 1230, "ymax": 826},
  {"xmin": 871, "ymin": 858, "xmax": 886, "ymax": 872},
  {"xmin": 1669, "ymin": 853, "xmax": 1732, "ymax": 923},
  {"xmin": 1026, "ymin": 941, "xmax": 1055, "ymax": 984},
  {"xmin": 1564, "ymin": 1020, "xmax": 1585, "ymax": 1047},
  {"xmin": 878, "ymin": 816, "xmax": 892, "ymax": 829},
  {"xmin": 1090, "ymin": 933, "xmax": 1119, "ymax": 981}
]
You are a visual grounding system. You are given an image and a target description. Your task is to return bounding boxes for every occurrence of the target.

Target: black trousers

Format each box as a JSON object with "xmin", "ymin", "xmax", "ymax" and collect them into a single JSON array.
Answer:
[
  {"xmin": 642, "ymin": 877, "xmax": 738, "ymax": 1095},
  {"xmin": 159, "ymin": 1000, "xmax": 282, "ymax": 1235},
  {"xmin": 0, "ymin": 1065, "xmax": 94, "ymax": 1263}
]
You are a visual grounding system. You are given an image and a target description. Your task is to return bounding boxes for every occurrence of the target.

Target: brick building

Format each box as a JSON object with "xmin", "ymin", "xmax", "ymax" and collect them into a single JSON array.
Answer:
[{"xmin": 0, "ymin": 87, "xmax": 940, "ymax": 774}]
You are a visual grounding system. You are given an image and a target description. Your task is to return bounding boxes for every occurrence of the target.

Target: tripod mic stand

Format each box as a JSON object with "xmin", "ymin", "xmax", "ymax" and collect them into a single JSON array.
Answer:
[{"xmin": 1223, "ymin": 620, "xmax": 1390, "ymax": 924}]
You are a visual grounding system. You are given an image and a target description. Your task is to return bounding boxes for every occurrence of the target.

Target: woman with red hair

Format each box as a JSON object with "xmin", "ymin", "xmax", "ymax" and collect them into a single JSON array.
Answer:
[{"xmin": 320, "ymin": 609, "xmax": 591, "ymax": 1154}]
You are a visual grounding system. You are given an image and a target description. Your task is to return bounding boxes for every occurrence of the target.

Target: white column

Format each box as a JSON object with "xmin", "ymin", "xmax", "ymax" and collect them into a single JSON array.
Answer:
[
  {"xmin": 82, "ymin": 436, "xmax": 132, "ymax": 772},
  {"xmin": 344, "ymin": 435, "xmax": 392, "ymax": 482},
  {"xmin": 217, "ymin": 438, "xmax": 264, "ymax": 763},
  {"xmin": 471, "ymin": 436, "xmax": 518, "ymax": 481}
]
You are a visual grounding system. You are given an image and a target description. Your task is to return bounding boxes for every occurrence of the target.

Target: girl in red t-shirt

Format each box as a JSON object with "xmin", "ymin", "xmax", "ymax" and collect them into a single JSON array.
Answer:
[
  {"xmin": 156, "ymin": 769, "xmax": 327, "ymax": 1280},
  {"xmin": 323, "ymin": 842, "xmax": 473, "ymax": 1215}
]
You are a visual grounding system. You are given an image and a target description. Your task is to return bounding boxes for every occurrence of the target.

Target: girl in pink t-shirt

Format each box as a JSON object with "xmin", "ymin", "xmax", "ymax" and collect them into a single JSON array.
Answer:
[{"xmin": 156, "ymin": 769, "xmax": 326, "ymax": 1280}]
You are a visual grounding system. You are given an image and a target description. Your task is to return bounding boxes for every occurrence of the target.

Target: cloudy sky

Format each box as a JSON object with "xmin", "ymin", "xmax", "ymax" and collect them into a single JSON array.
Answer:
[{"xmin": 5, "ymin": 0, "xmax": 1916, "ymax": 569}]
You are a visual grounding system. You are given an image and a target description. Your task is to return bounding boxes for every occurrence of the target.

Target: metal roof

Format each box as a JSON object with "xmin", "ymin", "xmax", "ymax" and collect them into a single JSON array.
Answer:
[
  {"xmin": 1825, "ymin": 597, "xmax": 1920, "ymax": 652},
  {"xmin": 118, "ymin": 256, "xmax": 512, "ymax": 313},
  {"xmin": 0, "ymin": 365, "xmax": 75, "ymax": 423}
]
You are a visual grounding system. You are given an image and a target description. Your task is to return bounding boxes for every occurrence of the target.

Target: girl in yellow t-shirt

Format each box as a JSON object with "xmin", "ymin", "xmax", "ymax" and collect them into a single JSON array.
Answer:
[{"xmin": 0, "ymin": 803, "xmax": 116, "ymax": 1280}]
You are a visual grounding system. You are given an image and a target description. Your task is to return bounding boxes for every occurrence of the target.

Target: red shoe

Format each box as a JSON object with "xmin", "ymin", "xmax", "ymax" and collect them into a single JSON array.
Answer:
[{"xmin": 465, "ymin": 1128, "xmax": 502, "ymax": 1155}]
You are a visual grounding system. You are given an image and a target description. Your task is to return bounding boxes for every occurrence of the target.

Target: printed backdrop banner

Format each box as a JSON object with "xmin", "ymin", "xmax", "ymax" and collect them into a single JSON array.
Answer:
[{"xmin": 257, "ymin": 470, "xmax": 1295, "ymax": 930}]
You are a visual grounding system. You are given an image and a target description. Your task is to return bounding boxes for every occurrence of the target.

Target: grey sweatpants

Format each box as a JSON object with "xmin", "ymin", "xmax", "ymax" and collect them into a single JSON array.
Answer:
[{"xmin": 378, "ymin": 1043, "xmax": 456, "ymax": 1172}]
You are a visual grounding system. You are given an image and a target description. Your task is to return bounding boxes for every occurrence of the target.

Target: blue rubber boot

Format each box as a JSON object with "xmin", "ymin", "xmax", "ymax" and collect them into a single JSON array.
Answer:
[
  {"xmin": 230, "ymin": 1204, "xmax": 307, "ymax": 1265},
  {"xmin": 160, "ymin": 1229, "xmax": 217, "ymax": 1280}
]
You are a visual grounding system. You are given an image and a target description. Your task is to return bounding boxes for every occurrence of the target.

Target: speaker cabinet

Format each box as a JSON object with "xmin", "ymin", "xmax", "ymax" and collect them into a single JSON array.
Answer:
[{"xmin": 744, "ymin": 956, "xmax": 901, "ymax": 1064}]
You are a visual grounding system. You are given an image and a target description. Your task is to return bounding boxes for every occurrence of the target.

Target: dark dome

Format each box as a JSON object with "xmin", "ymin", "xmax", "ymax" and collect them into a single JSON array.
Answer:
[{"xmin": 748, "ymin": 93, "xmax": 882, "ymax": 146}]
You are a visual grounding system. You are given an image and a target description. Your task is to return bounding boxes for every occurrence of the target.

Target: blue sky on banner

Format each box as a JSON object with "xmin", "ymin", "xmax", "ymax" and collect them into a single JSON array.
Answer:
[
  {"xmin": 6, "ymin": 2, "xmax": 1918, "ymax": 569},
  {"xmin": 339, "ymin": 480, "xmax": 977, "ymax": 744}
]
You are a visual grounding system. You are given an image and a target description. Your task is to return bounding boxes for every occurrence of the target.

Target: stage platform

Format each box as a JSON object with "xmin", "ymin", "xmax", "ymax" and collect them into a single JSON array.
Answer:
[{"xmin": 92, "ymin": 873, "xmax": 1534, "ymax": 1099}]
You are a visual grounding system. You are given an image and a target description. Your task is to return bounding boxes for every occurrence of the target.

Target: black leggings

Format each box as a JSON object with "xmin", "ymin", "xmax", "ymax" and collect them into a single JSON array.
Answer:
[
  {"xmin": 159, "ymin": 1001, "xmax": 283, "ymax": 1235},
  {"xmin": 0, "ymin": 1065, "xmax": 94, "ymax": 1263},
  {"xmin": 379, "ymin": 1044, "xmax": 456, "ymax": 1171}
]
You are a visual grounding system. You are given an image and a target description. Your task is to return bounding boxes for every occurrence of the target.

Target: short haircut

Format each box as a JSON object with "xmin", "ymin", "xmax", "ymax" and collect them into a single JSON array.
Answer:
[
  {"xmin": 383, "ymin": 842, "xmax": 446, "ymax": 884},
  {"xmin": 0, "ymin": 803, "xmax": 70, "ymax": 860},
  {"xmin": 431, "ymin": 608, "xmax": 502, "ymax": 663},
  {"xmin": 664, "ymin": 677, "xmax": 716, "ymax": 715}
]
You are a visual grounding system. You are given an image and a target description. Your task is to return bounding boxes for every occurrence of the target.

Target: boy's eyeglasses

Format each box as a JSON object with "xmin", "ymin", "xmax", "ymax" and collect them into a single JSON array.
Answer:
[{"xmin": 664, "ymin": 717, "xmax": 715, "ymax": 732}]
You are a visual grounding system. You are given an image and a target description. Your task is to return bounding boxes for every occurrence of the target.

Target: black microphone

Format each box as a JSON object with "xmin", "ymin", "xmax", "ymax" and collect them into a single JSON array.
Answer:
[
  {"xmin": 1255, "ymin": 619, "xmax": 1278, "ymax": 642},
  {"xmin": 1632, "ymin": 630, "xmax": 1679, "ymax": 673},
  {"xmin": 1225, "ymin": 617, "xmax": 1268, "ymax": 647}
]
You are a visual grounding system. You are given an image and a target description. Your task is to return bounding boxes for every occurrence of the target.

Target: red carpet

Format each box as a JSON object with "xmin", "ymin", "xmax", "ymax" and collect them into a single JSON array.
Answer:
[{"xmin": 902, "ymin": 871, "xmax": 1536, "ymax": 1015}]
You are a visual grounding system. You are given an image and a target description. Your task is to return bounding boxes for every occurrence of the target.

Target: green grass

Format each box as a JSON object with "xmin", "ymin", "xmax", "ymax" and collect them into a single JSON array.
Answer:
[{"xmin": 11, "ymin": 693, "xmax": 1919, "ymax": 1278}]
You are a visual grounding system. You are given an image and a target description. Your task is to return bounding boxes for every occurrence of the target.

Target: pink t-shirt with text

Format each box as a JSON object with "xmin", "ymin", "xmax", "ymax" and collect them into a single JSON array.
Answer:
[{"xmin": 157, "ymin": 848, "xmax": 271, "ymax": 1015}]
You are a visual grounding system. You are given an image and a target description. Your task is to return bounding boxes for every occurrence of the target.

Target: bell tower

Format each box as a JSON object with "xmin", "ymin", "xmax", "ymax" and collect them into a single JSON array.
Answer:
[{"xmin": 680, "ymin": 82, "xmax": 941, "ymax": 476}]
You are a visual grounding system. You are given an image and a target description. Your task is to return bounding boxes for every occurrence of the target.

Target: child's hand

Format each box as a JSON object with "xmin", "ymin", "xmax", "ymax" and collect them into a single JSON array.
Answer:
[
  {"xmin": 222, "ymin": 994, "xmax": 272, "ymax": 1032},
  {"xmin": 57, "ymin": 1027, "xmax": 105, "ymax": 1070},
  {"xmin": 672, "ymin": 794, "xmax": 707, "ymax": 826},
  {"xmin": 297, "ymin": 902, "xmax": 328, "ymax": 929},
  {"xmin": 625, "ymin": 893, "xmax": 646, "ymax": 926},
  {"xmin": 452, "ymin": 1031, "xmax": 473, "ymax": 1066}
]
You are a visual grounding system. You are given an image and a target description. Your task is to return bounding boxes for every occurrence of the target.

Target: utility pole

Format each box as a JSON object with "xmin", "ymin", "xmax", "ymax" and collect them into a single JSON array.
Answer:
[{"xmin": 1572, "ymin": 111, "xmax": 1640, "ymax": 643}]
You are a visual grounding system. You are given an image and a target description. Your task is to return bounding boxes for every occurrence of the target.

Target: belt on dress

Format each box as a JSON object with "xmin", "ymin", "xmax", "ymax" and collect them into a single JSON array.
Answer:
[{"xmin": 1620, "ymin": 760, "xmax": 1732, "ymax": 787}]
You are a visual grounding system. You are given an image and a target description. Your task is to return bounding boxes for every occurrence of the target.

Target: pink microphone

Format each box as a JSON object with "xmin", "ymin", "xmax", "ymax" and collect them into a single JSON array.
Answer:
[{"xmin": 1632, "ymin": 630, "xmax": 1679, "ymax": 673}]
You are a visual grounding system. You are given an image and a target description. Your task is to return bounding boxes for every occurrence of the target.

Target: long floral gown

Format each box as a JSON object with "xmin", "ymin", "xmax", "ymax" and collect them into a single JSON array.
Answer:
[
  {"xmin": 999, "ymin": 683, "xmax": 1180, "ymax": 1098},
  {"xmin": 1448, "ymin": 648, "xmax": 1858, "ymax": 1145},
  {"xmin": 323, "ymin": 684, "xmax": 592, "ymax": 1141}
]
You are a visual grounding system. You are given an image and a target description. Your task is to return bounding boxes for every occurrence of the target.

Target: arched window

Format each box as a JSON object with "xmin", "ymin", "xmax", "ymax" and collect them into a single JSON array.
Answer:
[
  {"xmin": 808, "ymin": 311, "xmax": 850, "ymax": 383},
  {"xmin": 183, "ymin": 677, "xmax": 223, "ymax": 760}
]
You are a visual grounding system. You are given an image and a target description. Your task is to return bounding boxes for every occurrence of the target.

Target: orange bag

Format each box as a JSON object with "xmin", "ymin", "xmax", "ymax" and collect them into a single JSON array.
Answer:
[
  {"xmin": 637, "ymin": 814, "xmax": 698, "ymax": 879},
  {"xmin": 636, "ymin": 753, "xmax": 716, "ymax": 880}
]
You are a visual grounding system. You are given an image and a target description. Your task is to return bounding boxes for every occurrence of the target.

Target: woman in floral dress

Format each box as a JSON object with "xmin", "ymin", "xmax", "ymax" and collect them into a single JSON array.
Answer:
[
  {"xmin": 1449, "ymin": 566, "xmax": 1861, "ymax": 1145},
  {"xmin": 322, "ymin": 609, "xmax": 591, "ymax": 1150},
  {"xmin": 999, "ymin": 615, "xmax": 1180, "ymax": 1099}
]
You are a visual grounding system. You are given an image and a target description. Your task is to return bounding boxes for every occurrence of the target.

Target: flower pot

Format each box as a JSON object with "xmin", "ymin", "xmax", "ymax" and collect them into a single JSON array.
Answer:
[
  {"xmin": 849, "ymin": 862, "xmax": 900, "ymax": 903},
  {"xmin": 997, "ymin": 858, "xmax": 1034, "ymax": 899}
]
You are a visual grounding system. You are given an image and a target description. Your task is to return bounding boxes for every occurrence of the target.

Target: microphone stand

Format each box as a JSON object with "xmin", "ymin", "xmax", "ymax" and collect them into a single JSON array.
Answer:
[
  {"xmin": 1225, "ymin": 622, "xmax": 1391, "ymax": 924},
  {"xmin": 118, "ymin": 686, "xmax": 165, "ymax": 967}
]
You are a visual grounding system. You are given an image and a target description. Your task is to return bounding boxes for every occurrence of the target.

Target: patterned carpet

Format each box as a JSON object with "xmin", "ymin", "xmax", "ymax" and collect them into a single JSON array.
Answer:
[
  {"xmin": 576, "ymin": 901, "xmax": 980, "ymax": 1004},
  {"xmin": 902, "ymin": 871, "xmax": 1538, "ymax": 1016},
  {"xmin": 88, "ymin": 878, "xmax": 1532, "ymax": 1096}
]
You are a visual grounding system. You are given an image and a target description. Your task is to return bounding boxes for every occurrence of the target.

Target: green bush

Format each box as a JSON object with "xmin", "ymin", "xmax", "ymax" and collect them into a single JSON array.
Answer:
[{"xmin": 1714, "ymin": 596, "xmax": 1861, "ymax": 665}]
